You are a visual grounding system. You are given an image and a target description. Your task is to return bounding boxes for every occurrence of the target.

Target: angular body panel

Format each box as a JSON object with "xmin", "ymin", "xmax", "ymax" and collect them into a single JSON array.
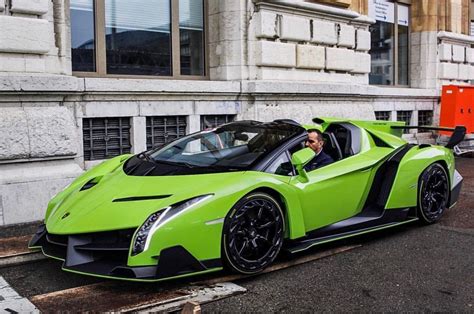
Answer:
[
  {"xmin": 386, "ymin": 146, "xmax": 455, "ymax": 209},
  {"xmin": 29, "ymin": 118, "xmax": 462, "ymax": 282}
]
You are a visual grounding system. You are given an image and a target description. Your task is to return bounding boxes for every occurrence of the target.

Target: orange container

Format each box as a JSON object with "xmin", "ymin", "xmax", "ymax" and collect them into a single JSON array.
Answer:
[{"xmin": 440, "ymin": 85, "xmax": 473, "ymax": 135}]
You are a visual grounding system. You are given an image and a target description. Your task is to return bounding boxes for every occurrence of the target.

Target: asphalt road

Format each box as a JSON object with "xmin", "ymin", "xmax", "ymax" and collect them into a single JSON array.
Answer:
[
  {"xmin": 0, "ymin": 157, "xmax": 473, "ymax": 312},
  {"xmin": 202, "ymin": 157, "xmax": 474, "ymax": 312},
  {"xmin": 203, "ymin": 224, "xmax": 473, "ymax": 312}
]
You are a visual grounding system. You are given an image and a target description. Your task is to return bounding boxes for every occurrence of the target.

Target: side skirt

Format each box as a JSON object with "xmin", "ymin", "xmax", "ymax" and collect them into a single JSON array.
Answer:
[{"xmin": 285, "ymin": 213, "xmax": 418, "ymax": 254}]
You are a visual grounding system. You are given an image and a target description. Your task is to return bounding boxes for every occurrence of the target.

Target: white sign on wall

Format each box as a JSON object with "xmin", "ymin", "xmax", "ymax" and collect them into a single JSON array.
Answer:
[
  {"xmin": 369, "ymin": 0, "xmax": 395, "ymax": 24},
  {"xmin": 398, "ymin": 5, "xmax": 409, "ymax": 26}
]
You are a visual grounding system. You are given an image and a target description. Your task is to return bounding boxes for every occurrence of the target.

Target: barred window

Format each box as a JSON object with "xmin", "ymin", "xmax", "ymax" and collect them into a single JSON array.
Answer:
[
  {"xmin": 397, "ymin": 110, "xmax": 412, "ymax": 133},
  {"xmin": 375, "ymin": 111, "xmax": 391, "ymax": 121},
  {"xmin": 200, "ymin": 115, "xmax": 236, "ymax": 130},
  {"xmin": 418, "ymin": 110, "xmax": 433, "ymax": 126},
  {"xmin": 83, "ymin": 117, "xmax": 132, "ymax": 161},
  {"xmin": 146, "ymin": 116, "xmax": 187, "ymax": 150}
]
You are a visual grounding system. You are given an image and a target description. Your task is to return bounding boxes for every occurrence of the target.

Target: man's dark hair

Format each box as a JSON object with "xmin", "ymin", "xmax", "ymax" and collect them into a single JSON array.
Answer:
[{"xmin": 307, "ymin": 129, "xmax": 324, "ymax": 142}]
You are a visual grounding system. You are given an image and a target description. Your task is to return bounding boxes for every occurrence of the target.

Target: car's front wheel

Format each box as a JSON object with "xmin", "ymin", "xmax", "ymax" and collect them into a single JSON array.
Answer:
[
  {"xmin": 418, "ymin": 163, "xmax": 450, "ymax": 224},
  {"xmin": 222, "ymin": 192, "xmax": 284, "ymax": 274}
]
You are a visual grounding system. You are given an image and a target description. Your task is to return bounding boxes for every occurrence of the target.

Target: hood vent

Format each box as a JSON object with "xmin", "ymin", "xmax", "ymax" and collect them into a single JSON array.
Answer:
[
  {"xmin": 112, "ymin": 195, "xmax": 172, "ymax": 203},
  {"xmin": 80, "ymin": 176, "xmax": 103, "ymax": 191}
]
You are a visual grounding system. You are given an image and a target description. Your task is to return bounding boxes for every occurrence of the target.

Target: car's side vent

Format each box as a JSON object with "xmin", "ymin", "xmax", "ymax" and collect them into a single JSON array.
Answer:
[{"xmin": 368, "ymin": 131, "xmax": 392, "ymax": 148}]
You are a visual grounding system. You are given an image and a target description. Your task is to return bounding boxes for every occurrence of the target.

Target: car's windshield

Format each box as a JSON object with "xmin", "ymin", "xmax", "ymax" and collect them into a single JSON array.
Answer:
[{"xmin": 147, "ymin": 121, "xmax": 303, "ymax": 170}]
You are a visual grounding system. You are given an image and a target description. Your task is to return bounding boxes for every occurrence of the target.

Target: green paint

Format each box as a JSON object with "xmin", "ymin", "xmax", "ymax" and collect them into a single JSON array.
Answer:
[{"xmin": 34, "ymin": 117, "xmax": 458, "ymax": 282}]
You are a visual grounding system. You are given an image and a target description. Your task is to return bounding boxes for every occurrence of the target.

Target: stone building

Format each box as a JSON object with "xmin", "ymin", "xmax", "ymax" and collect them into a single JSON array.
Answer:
[{"xmin": 0, "ymin": 0, "xmax": 472, "ymax": 225}]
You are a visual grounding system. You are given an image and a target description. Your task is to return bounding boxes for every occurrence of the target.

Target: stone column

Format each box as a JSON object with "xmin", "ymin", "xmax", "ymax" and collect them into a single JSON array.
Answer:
[
  {"xmin": 207, "ymin": 0, "xmax": 251, "ymax": 80},
  {"xmin": 131, "ymin": 117, "xmax": 147, "ymax": 154},
  {"xmin": 349, "ymin": 0, "xmax": 369, "ymax": 15},
  {"xmin": 410, "ymin": 0, "xmax": 474, "ymax": 89}
]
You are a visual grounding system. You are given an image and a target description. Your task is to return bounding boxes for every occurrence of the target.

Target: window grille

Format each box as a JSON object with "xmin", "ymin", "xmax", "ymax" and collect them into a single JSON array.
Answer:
[
  {"xmin": 146, "ymin": 116, "xmax": 187, "ymax": 150},
  {"xmin": 83, "ymin": 117, "xmax": 132, "ymax": 161},
  {"xmin": 418, "ymin": 110, "xmax": 433, "ymax": 126},
  {"xmin": 375, "ymin": 111, "xmax": 391, "ymax": 121},
  {"xmin": 397, "ymin": 110, "xmax": 412, "ymax": 133},
  {"xmin": 200, "ymin": 115, "xmax": 236, "ymax": 130}
]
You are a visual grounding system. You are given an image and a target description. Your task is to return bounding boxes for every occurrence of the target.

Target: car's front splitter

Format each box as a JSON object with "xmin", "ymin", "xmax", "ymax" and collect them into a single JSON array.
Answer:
[{"xmin": 29, "ymin": 224, "xmax": 222, "ymax": 282}]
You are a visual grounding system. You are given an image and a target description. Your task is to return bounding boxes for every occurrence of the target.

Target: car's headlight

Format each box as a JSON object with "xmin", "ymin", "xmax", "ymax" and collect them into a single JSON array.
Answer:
[{"xmin": 131, "ymin": 194, "xmax": 213, "ymax": 256}]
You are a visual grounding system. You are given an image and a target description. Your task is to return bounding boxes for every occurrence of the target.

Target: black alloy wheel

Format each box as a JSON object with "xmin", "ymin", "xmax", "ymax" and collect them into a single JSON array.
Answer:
[
  {"xmin": 418, "ymin": 163, "xmax": 450, "ymax": 224},
  {"xmin": 222, "ymin": 192, "xmax": 285, "ymax": 274}
]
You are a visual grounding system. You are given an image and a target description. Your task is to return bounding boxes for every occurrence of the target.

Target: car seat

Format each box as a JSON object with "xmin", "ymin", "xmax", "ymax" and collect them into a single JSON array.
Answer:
[{"xmin": 322, "ymin": 132, "xmax": 343, "ymax": 161}]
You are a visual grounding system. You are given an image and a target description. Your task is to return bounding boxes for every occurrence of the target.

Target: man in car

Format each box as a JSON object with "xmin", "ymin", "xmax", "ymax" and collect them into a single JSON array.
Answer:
[{"xmin": 304, "ymin": 129, "xmax": 334, "ymax": 171}]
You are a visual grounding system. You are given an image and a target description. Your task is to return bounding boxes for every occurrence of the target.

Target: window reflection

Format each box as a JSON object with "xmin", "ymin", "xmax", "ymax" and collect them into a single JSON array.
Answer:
[
  {"xmin": 105, "ymin": 0, "xmax": 171, "ymax": 76},
  {"xmin": 369, "ymin": 21, "xmax": 394, "ymax": 85},
  {"xmin": 368, "ymin": 1, "xmax": 410, "ymax": 86},
  {"xmin": 397, "ymin": 25, "xmax": 409, "ymax": 85},
  {"xmin": 179, "ymin": 0, "xmax": 204, "ymax": 76},
  {"xmin": 397, "ymin": 2, "xmax": 409, "ymax": 86},
  {"xmin": 71, "ymin": 0, "xmax": 96, "ymax": 72}
]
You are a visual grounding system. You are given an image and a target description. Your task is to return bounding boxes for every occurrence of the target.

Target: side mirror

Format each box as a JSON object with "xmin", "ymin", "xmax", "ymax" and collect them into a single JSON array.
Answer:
[{"xmin": 291, "ymin": 148, "xmax": 315, "ymax": 182}]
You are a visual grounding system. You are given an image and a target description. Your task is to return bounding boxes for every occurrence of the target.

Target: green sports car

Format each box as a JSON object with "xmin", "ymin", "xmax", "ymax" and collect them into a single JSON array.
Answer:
[{"xmin": 29, "ymin": 117, "xmax": 465, "ymax": 281}]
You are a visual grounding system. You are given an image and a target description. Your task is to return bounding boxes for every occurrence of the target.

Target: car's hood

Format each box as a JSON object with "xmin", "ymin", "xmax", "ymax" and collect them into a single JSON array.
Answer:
[{"xmin": 46, "ymin": 168, "xmax": 246, "ymax": 234}]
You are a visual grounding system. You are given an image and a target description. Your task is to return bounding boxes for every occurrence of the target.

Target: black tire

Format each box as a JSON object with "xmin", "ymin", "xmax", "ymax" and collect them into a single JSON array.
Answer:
[
  {"xmin": 222, "ymin": 192, "xmax": 285, "ymax": 274},
  {"xmin": 418, "ymin": 163, "xmax": 450, "ymax": 224}
]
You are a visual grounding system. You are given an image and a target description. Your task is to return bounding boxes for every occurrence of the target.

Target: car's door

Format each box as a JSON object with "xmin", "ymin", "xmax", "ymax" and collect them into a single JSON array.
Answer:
[
  {"xmin": 287, "ymin": 123, "xmax": 390, "ymax": 232},
  {"xmin": 264, "ymin": 124, "xmax": 395, "ymax": 233},
  {"xmin": 289, "ymin": 153, "xmax": 376, "ymax": 232}
]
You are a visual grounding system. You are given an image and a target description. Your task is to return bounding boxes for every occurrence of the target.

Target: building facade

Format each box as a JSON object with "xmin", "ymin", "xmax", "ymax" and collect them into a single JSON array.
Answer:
[{"xmin": 0, "ymin": 0, "xmax": 472, "ymax": 225}]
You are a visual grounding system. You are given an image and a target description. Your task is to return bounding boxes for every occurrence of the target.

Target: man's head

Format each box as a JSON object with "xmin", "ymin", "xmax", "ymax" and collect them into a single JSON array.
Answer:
[{"xmin": 306, "ymin": 129, "xmax": 324, "ymax": 154}]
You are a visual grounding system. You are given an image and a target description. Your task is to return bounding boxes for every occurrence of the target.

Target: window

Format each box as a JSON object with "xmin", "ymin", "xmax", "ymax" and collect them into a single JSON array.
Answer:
[
  {"xmin": 83, "ymin": 117, "xmax": 132, "ymax": 160},
  {"xmin": 418, "ymin": 110, "xmax": 433, "ymax": 126},
  {"xmin": 71, "ymin": 0, "xmax": 96, "ymax": 72},
  {"xmin": 368, "ymin": 0, "xmax": 409, "ymax": 86},
  {"xmin": 71, "ymin": 0, "xmax": 206, "ymax": 78},
  {"xmin": 375, "ymin": 111, "xmax": 391, "ymax": 121},
  {"xmin": 265, "ymin": 152, "xmax": 294, "ymax": 176},
  {"xmin": 149, "ymin": 124, "xmax": 300, "ymax": 169},
  {"xmin": 146, "ymin": 116, "xmax": 187, "ymax": 150},
  {"xmin": 397, "ymin": 110, "xmax": 412, "ymax": 133},
  {"xmin": 201, "ymin": 115, "xmax": 236, "ymax": 130}
]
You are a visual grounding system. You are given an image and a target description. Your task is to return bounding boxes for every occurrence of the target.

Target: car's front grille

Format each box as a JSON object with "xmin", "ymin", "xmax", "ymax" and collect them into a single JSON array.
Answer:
[
  {"xmin": 31, "ymin": 224, "xmax": 222, "ymax": 280},
  {"xmin": 43, "ymin": 229, "xmax": 136, "ymax": 263},
  {"xmin": 46, "ymin": 234, "xmax": 67, "ymax": 246}
]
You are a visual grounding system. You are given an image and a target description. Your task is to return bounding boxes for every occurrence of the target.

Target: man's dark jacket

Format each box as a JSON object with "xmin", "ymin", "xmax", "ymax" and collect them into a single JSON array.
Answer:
[{"xmin": 304, "ymin": 150, "xmax": 334, "ymax": 172}]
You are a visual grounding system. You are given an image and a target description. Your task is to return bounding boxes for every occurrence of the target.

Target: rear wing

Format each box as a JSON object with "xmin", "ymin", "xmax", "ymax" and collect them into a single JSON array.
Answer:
[{"xmin": 391, "ymin": 125, "xmax": 467, "ymax": 149}]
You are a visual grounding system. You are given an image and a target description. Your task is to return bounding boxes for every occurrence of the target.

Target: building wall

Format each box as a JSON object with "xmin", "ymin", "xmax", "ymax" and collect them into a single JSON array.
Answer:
[{"xmin": 0, "ymin": 0, "xmax": 469, "ymax": 225}]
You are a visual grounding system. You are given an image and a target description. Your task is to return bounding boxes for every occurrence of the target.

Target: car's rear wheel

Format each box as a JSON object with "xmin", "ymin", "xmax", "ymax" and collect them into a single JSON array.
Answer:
[
  {"xmin": 418, "ymin": 163, "xmax": 449, "ymax": 224},
  {"xmin": 222, "ymin": 192, "xmax": 284, "ymax": 274}
]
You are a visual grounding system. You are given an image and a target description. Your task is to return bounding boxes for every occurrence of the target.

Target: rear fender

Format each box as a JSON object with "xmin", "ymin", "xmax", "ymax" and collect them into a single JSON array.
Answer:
[{"xmin": 385, "ymin": 146, "xmax": 454, "ymax": 209}]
